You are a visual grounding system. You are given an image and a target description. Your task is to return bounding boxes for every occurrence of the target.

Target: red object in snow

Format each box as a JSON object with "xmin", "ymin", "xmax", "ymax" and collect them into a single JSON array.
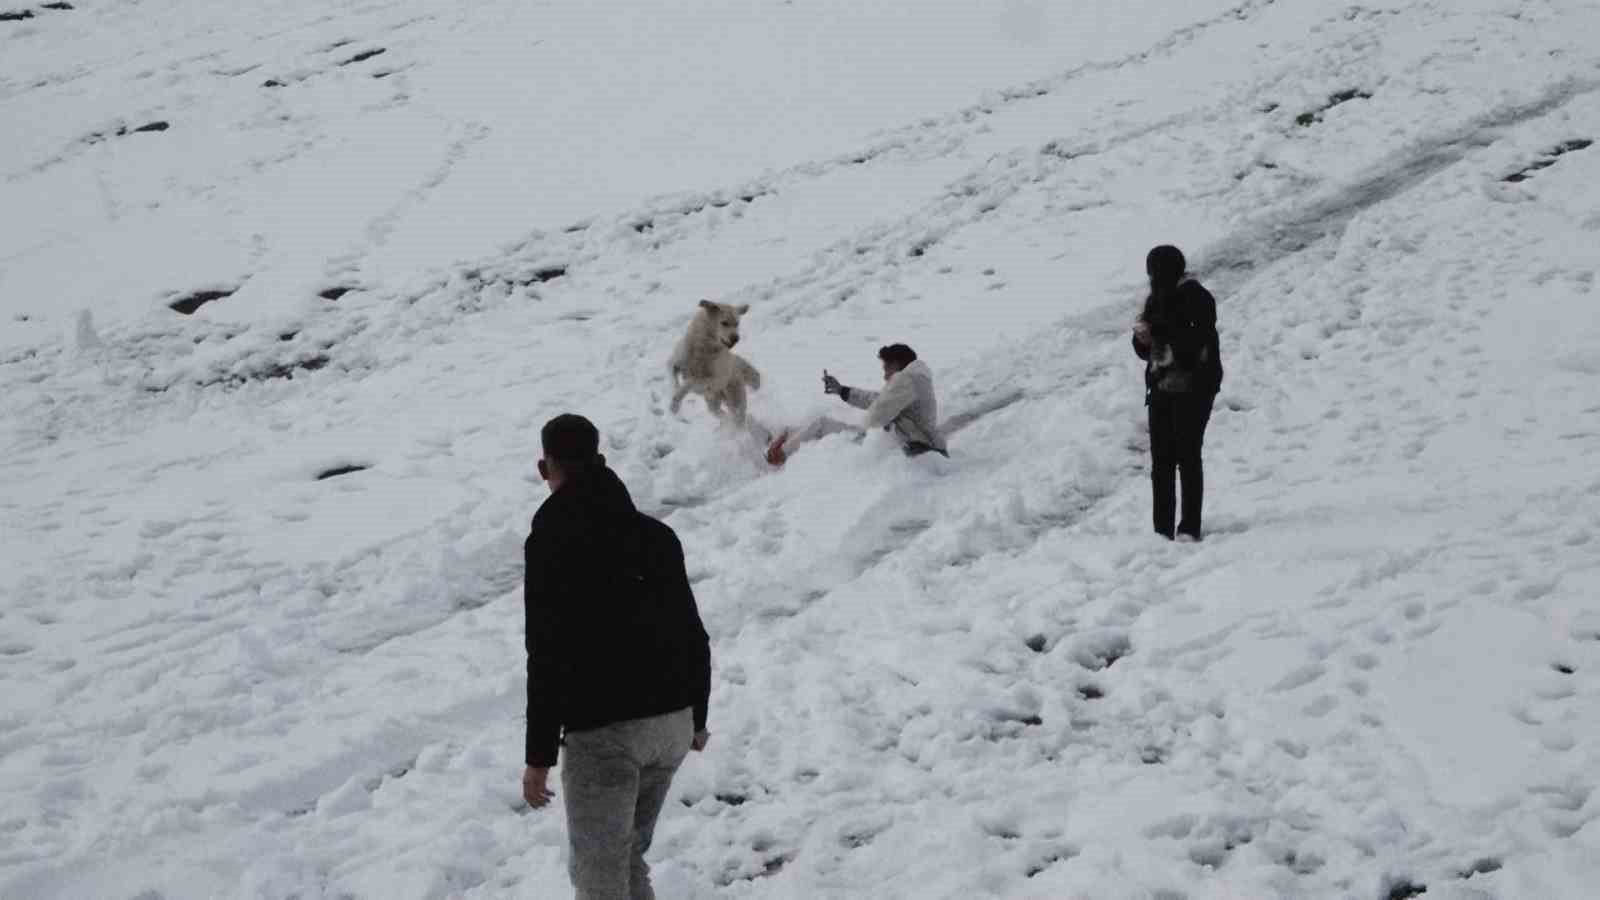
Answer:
[{"xmin": 765, "ymin": 431, "xmax": 790, "ymax": 467}]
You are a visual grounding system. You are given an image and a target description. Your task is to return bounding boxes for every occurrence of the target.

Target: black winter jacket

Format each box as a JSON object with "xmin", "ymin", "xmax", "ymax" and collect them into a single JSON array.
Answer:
[
  {"xmin": 1133, "ymin": 278, "xmax": 1223, "ymax": 396},
  {"xmin": 524, "ymin": 465, "xmax": 711, "ymax": 767}
]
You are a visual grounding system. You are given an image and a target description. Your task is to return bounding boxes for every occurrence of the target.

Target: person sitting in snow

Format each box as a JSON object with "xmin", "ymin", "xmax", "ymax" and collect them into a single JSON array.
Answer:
[
  {"xmin": 765, "ymin": 343, "xmax": 948, "ymax": 465},
  {"xmin": 1132, "ymin": 244, "xmax": 1223, "ymax": 542}
]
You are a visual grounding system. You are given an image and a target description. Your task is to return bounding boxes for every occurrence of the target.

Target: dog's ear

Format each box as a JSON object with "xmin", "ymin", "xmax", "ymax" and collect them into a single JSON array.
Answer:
[
  {"xmin": 698, "ymin": 299, "xmax": 717, "ymax": 312},
  {"xmin": 735, "ymin": 303, "xmax": 750, "ymax": 315}
]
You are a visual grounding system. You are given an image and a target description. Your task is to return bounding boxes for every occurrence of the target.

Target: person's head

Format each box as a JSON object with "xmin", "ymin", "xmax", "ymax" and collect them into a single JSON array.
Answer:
[
  {"xmin": 538, "ymin": 413, "xmax": 603, "ymax": 491},
  {"xmin": 878, "ymin": 343, "xmax": 917, "ymax": 381},
  {"xmin": 1146, "ymin": 244, "xmax": 1187, "ymax": 293}
]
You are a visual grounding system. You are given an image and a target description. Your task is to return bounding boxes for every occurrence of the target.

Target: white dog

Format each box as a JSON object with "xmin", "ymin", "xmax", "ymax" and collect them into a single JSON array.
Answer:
[{"xmin": 669, "ymin": 300, "xmax": 763, "ymax": 424}]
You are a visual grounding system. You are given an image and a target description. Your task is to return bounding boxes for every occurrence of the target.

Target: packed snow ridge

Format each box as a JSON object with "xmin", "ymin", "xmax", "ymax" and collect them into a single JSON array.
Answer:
[{"xmin": 3, "ymin": 0, "xmax": 1600, "ymax": 898}]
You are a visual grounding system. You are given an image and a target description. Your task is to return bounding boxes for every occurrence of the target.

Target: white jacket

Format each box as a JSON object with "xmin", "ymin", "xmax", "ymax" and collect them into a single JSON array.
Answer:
[{"xmin": 843, "ymin": 360, "xmax": 946, "ymax": 453}]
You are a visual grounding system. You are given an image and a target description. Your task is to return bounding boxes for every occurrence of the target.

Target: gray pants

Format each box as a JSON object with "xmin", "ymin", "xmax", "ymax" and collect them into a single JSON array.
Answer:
[{"xmin": 561, "ymin": 708, "xmax": 693, "ymax": 900}]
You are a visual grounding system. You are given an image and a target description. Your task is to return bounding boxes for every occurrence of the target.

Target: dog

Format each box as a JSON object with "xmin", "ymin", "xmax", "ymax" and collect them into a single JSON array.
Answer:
[{"xmin": 668, "ymin": 300, "xmax": 762, "ymax": 424}]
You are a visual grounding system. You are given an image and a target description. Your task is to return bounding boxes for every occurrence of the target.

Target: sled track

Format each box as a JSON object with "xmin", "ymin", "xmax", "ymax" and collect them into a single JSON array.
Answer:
[{"xmin": 1203, "ymin": 76, "xmax": 1600, "ymax": 290}]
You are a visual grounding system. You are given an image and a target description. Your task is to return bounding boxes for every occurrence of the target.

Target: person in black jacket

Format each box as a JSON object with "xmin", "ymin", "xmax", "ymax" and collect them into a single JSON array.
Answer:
[
  {"xmin": 1132, "ymin": 245, "xmax": 1223, "ymax": 541},
  {"xmin": 522, "ymin": 414, "xmax": 712, "ymax": 900}
]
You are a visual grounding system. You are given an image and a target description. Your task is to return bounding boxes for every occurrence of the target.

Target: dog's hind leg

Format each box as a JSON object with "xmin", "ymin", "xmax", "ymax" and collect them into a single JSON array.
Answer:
[
  {"xmin": 670, "ymin": 380, "xmax": 692, "ymax": 415},
  {"xmin": 725, "ymin": 383, "xmax": 748, "ymax": 426}
]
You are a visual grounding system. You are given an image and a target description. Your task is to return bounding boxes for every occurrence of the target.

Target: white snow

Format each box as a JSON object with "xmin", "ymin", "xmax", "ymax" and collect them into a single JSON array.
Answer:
[{"xmin": 3, "ymin": 0, "xmax": 1600, "ymax": 897}]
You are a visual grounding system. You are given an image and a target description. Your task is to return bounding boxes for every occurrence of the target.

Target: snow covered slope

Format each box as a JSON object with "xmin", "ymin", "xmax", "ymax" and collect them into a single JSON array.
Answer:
[{"xmin": 4, "ymin": 0, "xmax": 1600, "ymax": 898}]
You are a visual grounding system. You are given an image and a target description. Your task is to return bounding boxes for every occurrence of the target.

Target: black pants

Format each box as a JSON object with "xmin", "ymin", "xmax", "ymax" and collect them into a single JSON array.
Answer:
[{"xmin": 1148, "ymin": 391, "xmax": 1214, "ymax": 540}]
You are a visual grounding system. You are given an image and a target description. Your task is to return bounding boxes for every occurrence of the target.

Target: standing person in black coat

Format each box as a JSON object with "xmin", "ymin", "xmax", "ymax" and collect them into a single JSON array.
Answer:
[
  {"xmin": 522, "ymin": 414, "xmax": 712, "ymax": 900},
  {"xmin": 1132, "ymin": 245, "xmax": 1223, "ymax": 542}
]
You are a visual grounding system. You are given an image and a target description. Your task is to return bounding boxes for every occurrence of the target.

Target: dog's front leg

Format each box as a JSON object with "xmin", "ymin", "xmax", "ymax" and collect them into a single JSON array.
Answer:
[{"xmin": 670, "ymin": 381, "xmax": 692, "ymax": 414}]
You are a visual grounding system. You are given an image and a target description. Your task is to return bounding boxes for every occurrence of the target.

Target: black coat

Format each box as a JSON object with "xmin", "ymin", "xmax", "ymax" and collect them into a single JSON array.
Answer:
[
  {"xmin": 1133, "ymin": 278, "xmax": 1223, "ymax": 396},
  {"xmin": 524, "ymin": 465, "xmax": 711, "ymax": 767}
]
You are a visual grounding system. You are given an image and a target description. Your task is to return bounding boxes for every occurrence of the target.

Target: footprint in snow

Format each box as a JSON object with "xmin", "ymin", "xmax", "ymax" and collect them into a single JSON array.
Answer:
[
  {"xmin": 1143, "ymin": 814, "xmax": 1196, "ymax": 839},
  {"xmin": 316, "ymin": 464, "xmax": 370, "ymax": 481},
  {"xmin": 850, "ymin": 517, "xmax": 932, "ymax": 571},
  {"xmin": 1269, "ymin": 663, "xmax": 1325, "ymax": 693},
  {"xmin": 1069, "ymin": 631, "xmax": 1131, "ymax": 671},
  {"xmin": 838, "ymin": 819, "xmax": 891, "ymax": 849},
  {"xmin": 1513, "ymin": 580, "xmax": 1558, "ymax": 602},
  {"xmin": 1539, "ymin": 730, "xmax": 1577, "ymax": 753},
  {"xmin": 1384, "ymin": 879, "xmax": 1428, "ymax": 900},
  {"xmin": 1187, "ymin": 839, "xmax": 1230, "ymax": 869},
  {"xmin": 1407, "ymin": 620, "xmax": 1442, "ymax": 639},
  {"xmin": 1532, "ymin": 680, "xmax": 1576, "ymax": 702},
  {"xmin": 1025, "ymin": 844, "xmax": 1079, "ymax": 879},
  {"xmin": 1275, "ymin": 847, "xmax": 1325, "ymax": 876},
  {"xmin": 1532, "ymin": 781, "xmax": 1593, "ymax": 814},
  {"xmin": 1302, "ymin": 695, "xmax": 1339, "ymax": 718},
  {"xmin": 976, "ymin": 812, "xmax": 1023, "ymax": 841},
  {"xmin": 1457, "ymin": 857, "xmax": 1502, "ymax": 880}
]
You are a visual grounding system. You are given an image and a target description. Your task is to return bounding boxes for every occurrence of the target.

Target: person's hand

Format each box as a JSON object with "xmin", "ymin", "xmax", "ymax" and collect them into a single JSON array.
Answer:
[
  {"xmin": 1132, "ymin": 320, "xmax": 1152, "ymax": 344},
  {"xmin": 822, "ymin": 371, "xmax": 843, "ymax": 395},
  {"xmin": 691, "ymin": 730, "xmax": 711, "ymax": 752},
  {"xmin": 523, "ymin": 766, "xmax": 555, "ymax": 809}
]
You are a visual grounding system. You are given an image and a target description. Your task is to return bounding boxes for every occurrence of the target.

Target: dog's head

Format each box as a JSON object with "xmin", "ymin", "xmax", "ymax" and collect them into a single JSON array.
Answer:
[{"xmin": 696, "ymin": 299, "xmax": 749, "ymax": 349}]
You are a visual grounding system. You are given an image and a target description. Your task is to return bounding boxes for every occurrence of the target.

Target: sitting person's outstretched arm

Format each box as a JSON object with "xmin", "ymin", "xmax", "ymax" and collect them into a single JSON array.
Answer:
[
  {"xmin": 825, "ymin": 370, "xmax": 877, "ymax": 408},
  {"xmin": 840, "ymin": 384, "xmax": 876, "ymax": 408},
  {"xmin": 827, "ymin": 370, "xmax": 913, "ymax": 427}
]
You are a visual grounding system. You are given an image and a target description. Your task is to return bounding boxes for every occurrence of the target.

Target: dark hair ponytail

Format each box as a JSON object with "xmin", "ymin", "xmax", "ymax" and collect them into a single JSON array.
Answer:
[{"xmin": 1145, "ymin": 245, "xmax": 1187, "ymax": 294}]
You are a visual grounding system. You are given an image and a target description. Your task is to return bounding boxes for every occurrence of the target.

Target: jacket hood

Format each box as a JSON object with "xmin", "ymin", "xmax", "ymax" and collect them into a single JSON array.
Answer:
[{"xmin": 533, "ymin": 464, "xmax": 638, "ymax": 534}]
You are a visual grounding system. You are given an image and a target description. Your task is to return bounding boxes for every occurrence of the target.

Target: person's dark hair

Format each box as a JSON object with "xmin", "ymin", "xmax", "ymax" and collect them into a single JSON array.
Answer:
[
  {"xmin": 541, "ymin": 414, "xmax": 601, "ymax": 466},
  {"xmin": 878, "ymin": 344, "xmax": 918, "ymax": 369},
  {"xmin": 1146, "ymin": 244, "xmax": 1187, "ymax": 292}
]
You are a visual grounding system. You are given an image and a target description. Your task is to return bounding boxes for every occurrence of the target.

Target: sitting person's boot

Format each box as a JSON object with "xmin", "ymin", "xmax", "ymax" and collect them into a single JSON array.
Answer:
[{"xmin": 765, "ymin": 430, "xmax": 790, "ymax": 467}]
